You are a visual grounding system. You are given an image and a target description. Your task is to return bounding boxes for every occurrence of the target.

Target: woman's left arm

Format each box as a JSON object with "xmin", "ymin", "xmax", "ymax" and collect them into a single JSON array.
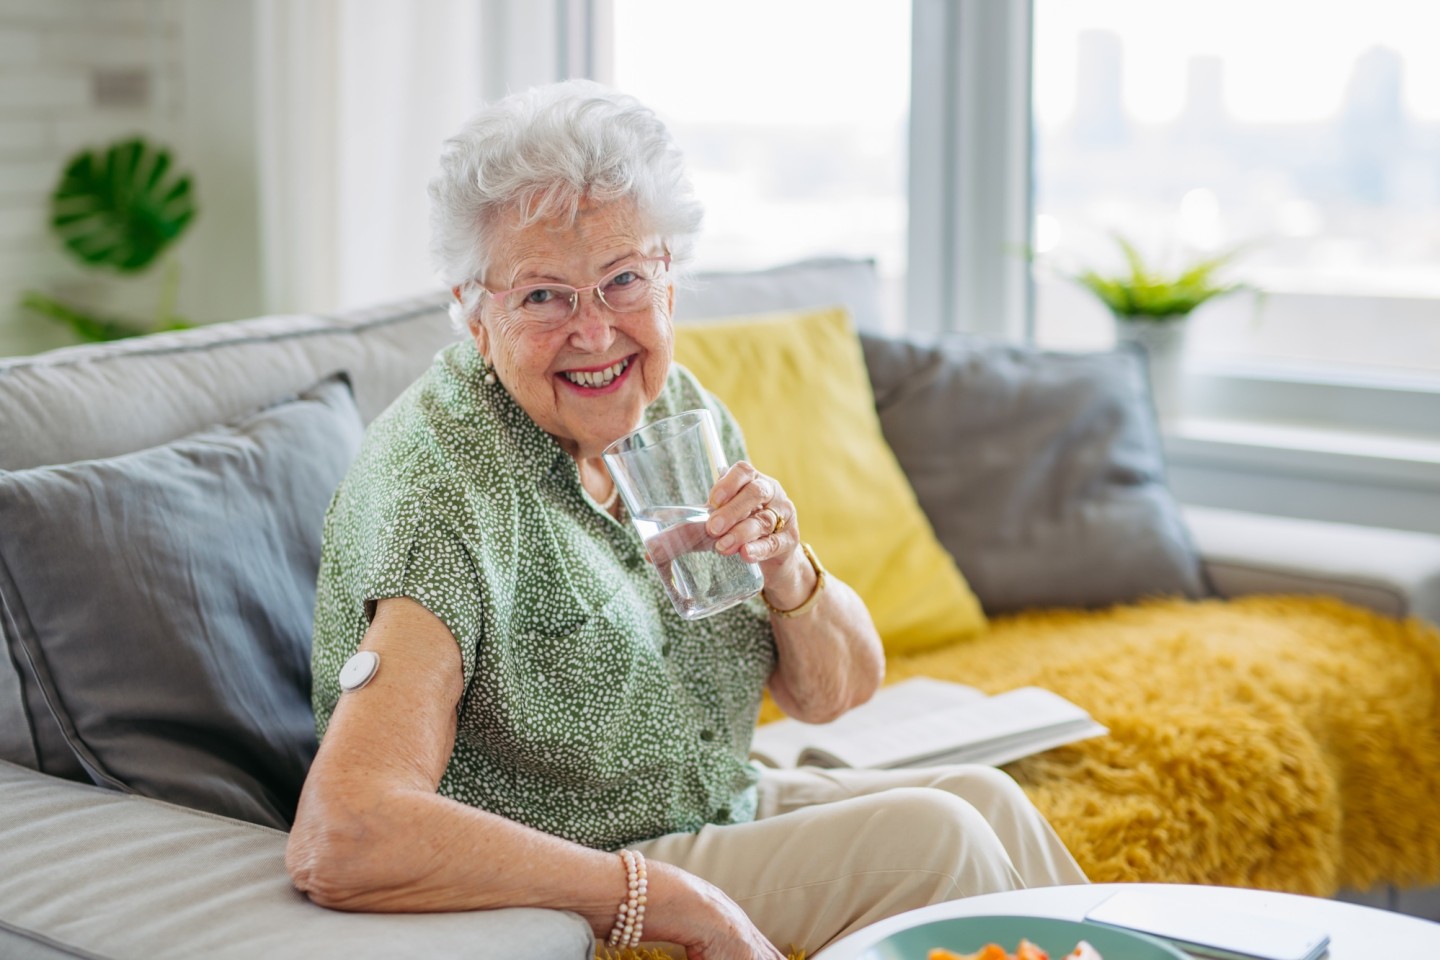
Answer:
[{"xmin": 707, "ymin": 461, "xmax": 884, "ymax": 724}]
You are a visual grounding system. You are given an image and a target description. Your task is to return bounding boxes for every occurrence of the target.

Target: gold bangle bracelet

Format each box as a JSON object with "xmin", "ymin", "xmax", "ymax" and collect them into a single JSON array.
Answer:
[{"xmin": 762, "ymin": 542, "xmax": 827, "ymax": 619}]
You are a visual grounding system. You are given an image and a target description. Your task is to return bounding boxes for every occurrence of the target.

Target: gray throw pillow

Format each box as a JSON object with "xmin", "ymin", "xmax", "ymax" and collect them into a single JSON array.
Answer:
[
  {"xmin": 860, "ymin": 332, "xmax": 1207, "ymax": 614},
  {"xmin": 0, "ymin": 375, "xmax": 362, "ymax": 828}
]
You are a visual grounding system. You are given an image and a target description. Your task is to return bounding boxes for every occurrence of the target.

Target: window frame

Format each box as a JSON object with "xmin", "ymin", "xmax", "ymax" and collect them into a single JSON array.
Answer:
[{"xmin": 907, "ymin": 0, "xmax": 1035, "ymax": 340}]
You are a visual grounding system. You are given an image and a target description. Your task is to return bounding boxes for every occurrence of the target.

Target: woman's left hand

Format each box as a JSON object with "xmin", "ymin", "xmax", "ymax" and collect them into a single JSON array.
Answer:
[
  {"xmin": 709, "ymin": 463, "xmax": 884, "ymax": 723},
  {"xmin": 642, "ymin": 460, "xmax": 814, "ymax": 613},
  {"xmin": 705, "ymin": 461, "xmax": 800, "ymax": 574}
]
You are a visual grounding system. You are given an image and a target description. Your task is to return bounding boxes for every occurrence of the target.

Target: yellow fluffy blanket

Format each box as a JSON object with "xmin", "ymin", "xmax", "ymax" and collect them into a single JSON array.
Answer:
[
  {"xmin": 889, "ymin": 595, "xmax": 1440, "ymax": 896},
  {"xmin": 603, "ymin": 595, "xmax": 1440, "ymax": 959}
]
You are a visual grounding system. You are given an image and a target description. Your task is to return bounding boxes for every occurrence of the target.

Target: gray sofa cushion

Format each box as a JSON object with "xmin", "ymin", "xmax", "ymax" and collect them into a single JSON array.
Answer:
[
  {"xmin": 0, "ymin": 376, "xmax": 361, "ymax": 827},
  {"xmin": 0, "ymin": 759, "xmax": 593, "ymax": 960},
  {"xmin": 861, "ymin": 332, "xmax": 1207, "ymax": 613},
  {"xmin": 0, "ymin": 297, "xmax": 458, "ymax": 777}
]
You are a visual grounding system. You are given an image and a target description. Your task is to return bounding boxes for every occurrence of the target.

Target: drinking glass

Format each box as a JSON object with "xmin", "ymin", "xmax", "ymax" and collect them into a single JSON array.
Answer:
[{"xmin": 603, "ymin": 409, "xmax": 765, "ymax": 620}]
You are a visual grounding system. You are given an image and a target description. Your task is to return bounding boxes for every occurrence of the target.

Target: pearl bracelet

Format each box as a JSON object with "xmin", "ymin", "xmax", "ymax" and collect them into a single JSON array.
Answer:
[{"xmin": 606, "ymin": 848, "xmax": 648, "ymax": 948}]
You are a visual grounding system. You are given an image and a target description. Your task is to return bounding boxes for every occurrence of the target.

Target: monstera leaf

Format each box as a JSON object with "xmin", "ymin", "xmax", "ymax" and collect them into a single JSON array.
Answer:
[{"xmin": 50, "ymin": 137, "xmax": 196, "ymax": 273}]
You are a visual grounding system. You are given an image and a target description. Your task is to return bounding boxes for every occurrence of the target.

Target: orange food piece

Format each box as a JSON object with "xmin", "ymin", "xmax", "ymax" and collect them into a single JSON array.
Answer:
[
  {"xmin": 927, "ymin": 946, "xmax": 1009, "ymax": 960},
  {"xmin": 928, "ymin": 941, "xmax": 1098, "ymax": 960},
  {"xmin": 1015, "ymin": 939, "xmax": 1050, "ymax": 960}
]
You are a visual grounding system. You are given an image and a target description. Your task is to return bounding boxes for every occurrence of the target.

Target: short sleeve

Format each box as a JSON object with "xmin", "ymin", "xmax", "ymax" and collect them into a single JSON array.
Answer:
[{"xmin": 360, "ymin": 493, "xmax": 484, "ymax": 687}]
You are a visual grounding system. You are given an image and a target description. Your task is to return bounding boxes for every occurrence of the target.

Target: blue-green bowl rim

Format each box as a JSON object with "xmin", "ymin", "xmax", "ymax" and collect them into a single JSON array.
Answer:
[{"xmin": 857, "ymin": 913, "xmax": 1189, "ymax": 960}]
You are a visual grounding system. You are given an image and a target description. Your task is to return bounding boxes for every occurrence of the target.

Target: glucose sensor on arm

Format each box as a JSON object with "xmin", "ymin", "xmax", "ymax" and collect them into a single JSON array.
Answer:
[{"xmin": 338, "ymin": 651, "xmax": 380, "ymax": 692}]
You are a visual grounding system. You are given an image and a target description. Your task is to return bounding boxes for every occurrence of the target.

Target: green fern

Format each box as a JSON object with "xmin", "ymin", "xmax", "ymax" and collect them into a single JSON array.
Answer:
[{"xmin": 1072, "ymin": 234, "xmax": 1246, "ymax": 322}]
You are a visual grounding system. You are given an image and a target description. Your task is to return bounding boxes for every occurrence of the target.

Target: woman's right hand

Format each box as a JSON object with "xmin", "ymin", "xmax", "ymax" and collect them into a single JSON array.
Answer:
[{"xmin": 643, "ymin": 860, "xmax": 787, "ymax": 960}]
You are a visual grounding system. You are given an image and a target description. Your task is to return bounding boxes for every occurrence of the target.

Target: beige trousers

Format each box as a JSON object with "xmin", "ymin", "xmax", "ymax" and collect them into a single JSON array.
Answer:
[{"xmin": 632, "ymin": 765, "xmax": 1088, "ymax": 956}]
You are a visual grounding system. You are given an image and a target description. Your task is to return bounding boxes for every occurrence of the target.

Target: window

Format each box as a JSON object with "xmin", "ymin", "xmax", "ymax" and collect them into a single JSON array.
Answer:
[
  {"xmin": 600, "ymin": 1, "xmax": 1438, "ymax": 530},
  {"xmin": 1032, "ymin": 0, "xmax": 1440, "ymax": 381},
  {"xmin": 610, "ymin": 0, "xmax": 911, "ymax": 329}
]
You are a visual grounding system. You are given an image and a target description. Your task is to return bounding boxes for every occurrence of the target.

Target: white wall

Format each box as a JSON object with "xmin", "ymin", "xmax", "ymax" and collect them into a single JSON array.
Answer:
[
  {"xmin": 175, "ymin": 0, "xmax": 263, "ymax": 336},
  {"xmin": 0, "ymin": 0, "xmax": 263, "ymax": 357},
  {"xmin": 0, "ymin": 0, "xmax": 174, "ymax": 355}
]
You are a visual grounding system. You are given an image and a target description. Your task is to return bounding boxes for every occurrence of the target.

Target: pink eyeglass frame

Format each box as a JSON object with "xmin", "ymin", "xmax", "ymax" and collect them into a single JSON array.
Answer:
[{"xmin": 481, "ymin": 254, "xmax": 672, "ymax": 315}]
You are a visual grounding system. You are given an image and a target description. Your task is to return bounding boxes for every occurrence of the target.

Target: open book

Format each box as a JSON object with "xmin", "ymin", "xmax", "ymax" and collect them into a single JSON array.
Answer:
[{"xmin": 750, "ymin": 677, "xmax": 1107, "ymax": 770}]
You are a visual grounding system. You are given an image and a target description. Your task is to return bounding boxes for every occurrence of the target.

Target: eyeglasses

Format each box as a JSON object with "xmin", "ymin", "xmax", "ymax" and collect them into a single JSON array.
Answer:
[{"xmin": 481, "ymin": 254, "xmax": 671, "ymax": 328}]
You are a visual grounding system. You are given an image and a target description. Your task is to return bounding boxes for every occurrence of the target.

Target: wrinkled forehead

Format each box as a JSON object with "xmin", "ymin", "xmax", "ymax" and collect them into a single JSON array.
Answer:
[{"xmin": 484, "ymin": 197, "xmax": 652, "ymax": 285}]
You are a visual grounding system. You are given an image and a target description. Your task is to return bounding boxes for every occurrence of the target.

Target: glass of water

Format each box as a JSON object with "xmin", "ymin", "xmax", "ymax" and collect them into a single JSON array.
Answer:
[{"xmin": 603, "ymin": 409, "xmax": 765, "ymax": 620}]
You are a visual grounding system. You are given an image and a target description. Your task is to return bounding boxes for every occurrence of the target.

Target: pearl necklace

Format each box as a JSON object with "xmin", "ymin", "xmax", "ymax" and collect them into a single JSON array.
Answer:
[{"xmin": 590, "ymin": 483, "xmax": 619, "ymax": 513}]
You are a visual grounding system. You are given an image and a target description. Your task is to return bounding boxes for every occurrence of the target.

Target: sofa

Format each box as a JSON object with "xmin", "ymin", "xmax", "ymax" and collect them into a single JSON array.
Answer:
[{"xmin": 3, "ymin": 257, "xmax": 1439, "ymax": 959}]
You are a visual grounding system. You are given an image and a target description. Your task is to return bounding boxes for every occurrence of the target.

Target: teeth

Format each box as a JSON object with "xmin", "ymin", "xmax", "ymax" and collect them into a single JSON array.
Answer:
[{"xmin": 565, "ymin": 357, "xmax": 628, "ymax": 388}]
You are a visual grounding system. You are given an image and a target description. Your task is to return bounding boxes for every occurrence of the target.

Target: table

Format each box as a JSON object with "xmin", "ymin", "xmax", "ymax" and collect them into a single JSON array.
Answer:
[{"xmin": 814, "ymin": 883, "xmax": 1440, "ymax": 959}]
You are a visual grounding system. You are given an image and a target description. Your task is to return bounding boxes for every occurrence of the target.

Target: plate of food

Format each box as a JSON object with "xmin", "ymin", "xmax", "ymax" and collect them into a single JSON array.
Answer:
[{"xmin": 858, "ymin": 915, "xmax": 1188, "ymax": 960}]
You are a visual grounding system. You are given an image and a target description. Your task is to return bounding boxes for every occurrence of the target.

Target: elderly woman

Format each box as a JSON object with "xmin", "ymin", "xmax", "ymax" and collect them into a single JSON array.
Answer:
[{"xmin": 286, "ymin": 80, "xmax": 1085, "ymax": 959}]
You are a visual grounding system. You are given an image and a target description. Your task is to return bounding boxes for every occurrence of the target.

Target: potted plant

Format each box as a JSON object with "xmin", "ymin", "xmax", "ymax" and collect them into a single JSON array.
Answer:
[
  {"xmin": 1068, "ymin": 234, "xmax": 1251, "ymax": 421},
  {"xmin": 19, "ymin": 136, "xmax": 198, "ymax": 342}
]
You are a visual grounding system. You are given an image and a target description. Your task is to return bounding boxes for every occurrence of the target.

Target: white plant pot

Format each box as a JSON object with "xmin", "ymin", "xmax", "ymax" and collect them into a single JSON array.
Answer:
[{"xmin": 1114, "ymin": 316, "xmax": 1189, "ymax": 423}]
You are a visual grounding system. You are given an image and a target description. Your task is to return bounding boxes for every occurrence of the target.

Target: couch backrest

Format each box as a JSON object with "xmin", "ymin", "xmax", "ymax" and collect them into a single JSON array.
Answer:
[
  {"xmin": 674, "ymin": 256, "xmax": 886, "ymax": 331},
  {"xmin": 0, "ymin": 295, "xmax": 460, "ymax": 473}
]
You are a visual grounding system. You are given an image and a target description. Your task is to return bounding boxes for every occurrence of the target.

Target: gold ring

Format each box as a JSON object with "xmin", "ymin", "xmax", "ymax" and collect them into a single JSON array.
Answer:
[{"xmin": 770, "ymin": 510, "xmax": 786, "ymax": 535}]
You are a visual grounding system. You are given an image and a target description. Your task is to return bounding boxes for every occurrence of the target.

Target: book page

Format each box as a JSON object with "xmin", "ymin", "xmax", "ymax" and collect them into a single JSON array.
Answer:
[
  {"xmin": 918, "ymin": 719, "xmax": 1109, "ymax": 768},
  {"xmin": 749, "ymin": 677, "xmax": 984, "ymax": 768},
  {"xmin": 791, "ymin": 687, "xmax": 1105, "ymax": 770}
]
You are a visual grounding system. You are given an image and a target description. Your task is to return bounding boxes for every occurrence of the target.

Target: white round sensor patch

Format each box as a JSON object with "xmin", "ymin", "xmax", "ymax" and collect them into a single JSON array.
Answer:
[{"xmin": 339, "ymin": 651, "xmax": 380, "ymax": 692}]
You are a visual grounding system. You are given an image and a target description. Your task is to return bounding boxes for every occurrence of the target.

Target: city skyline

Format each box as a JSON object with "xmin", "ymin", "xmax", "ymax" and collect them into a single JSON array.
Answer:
[
  {"xmin": 1057, "ymin": 30, "xmax": 1430, "ymax": 140},
  {"xmin": 1033, "ymin": 0, "xmax": 1440, "ymax": 126}
]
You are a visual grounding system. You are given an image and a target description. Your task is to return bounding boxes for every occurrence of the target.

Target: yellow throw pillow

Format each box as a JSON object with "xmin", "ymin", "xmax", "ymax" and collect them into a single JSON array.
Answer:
[{"xmin": 673, "ymin": 306, "xmax": 986, "ymax": 654}]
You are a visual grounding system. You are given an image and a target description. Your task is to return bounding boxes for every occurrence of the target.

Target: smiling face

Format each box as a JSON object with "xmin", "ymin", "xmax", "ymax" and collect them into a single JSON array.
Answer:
[{"xmin": 468, "ymin": 200, "xmax": 675, "ymax": 461}]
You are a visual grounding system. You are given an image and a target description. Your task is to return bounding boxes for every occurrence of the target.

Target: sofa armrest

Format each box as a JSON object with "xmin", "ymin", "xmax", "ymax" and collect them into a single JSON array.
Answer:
[
  {"xmin": 0, "ymin": 760, "xmax": 593, "ymax": 960},
  {"xmin": 1182, "ymin": 505, "xmax": 1440, "ymax": 624}
]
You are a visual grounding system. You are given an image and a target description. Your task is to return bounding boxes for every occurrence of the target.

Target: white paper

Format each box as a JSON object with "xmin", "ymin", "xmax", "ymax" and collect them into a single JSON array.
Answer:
[{"xmin": 750, "ymin": 679, "xmax": 1107, "ymax": 770}]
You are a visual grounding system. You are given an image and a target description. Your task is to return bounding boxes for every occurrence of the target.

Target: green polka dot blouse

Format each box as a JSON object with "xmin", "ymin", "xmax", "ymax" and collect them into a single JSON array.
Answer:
[{"xmin": 310, "ymin": 339, "xmax": 778, "ymax": 850}]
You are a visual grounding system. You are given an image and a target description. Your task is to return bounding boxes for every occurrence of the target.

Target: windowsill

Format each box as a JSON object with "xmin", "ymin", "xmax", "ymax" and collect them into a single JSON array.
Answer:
[
  {"xmin": 1163, "ymin": 416, "xmax": 1440, "ymax": 488},
  {"xmin": 1180, "ymin": 358, "xmax": 1440, "ymax": 451},
  {"xmin": 1188, "ymin": 354, "xmax": 1440, "ymax": 395},
  {"xmin": 1145, "ymin": 360, "xmax": 1440, "ymax": 536}
]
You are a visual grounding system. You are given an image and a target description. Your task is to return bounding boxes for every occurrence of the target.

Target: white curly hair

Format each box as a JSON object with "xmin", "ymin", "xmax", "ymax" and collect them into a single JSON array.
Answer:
[{"xmin": 428, "ymin": 79, "xmax": 704, "ymax": 333}]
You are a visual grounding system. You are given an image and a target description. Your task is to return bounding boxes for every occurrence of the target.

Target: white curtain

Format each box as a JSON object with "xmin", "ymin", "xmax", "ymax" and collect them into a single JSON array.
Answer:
[
  {"xmin": 254, "ymin": 0, "xmax": 607, "ymax": 315},
  {"xmin": 255, "ymin": 0, "xmax": 487, "ymax": 315}
]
